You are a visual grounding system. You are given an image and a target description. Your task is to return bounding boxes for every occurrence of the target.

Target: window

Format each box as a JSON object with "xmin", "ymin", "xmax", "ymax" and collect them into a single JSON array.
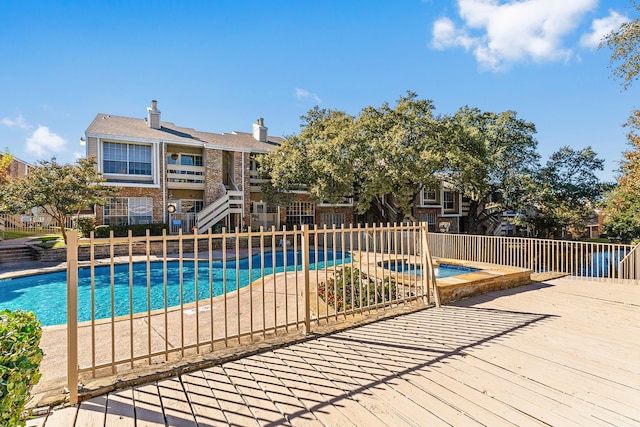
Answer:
[
  {"xmin": 104, "ymin": 197, "xmax": 153, "ymax": 226},
  {"xmin": 103, "ymin": 142, "xmax": 152, "ymax": 176},
  {"xmin": 443, "ymin": 191, "xmax": 455, "ymax": 211},
  {"xmin": 422, "ymin": 189, "xmax": 437, "ymax": 204},
  {"xmin": 167, "ymin": 153, "xmax": 203, "ymax": 166},
  {"xmin": 180, "ymin": 200, "xmax": 203, "ymax": 213},
  {"xmin": 318, "ymin": 197, "xmax": 354, "ymax": 207},
  {"xmin": 286, "ymin": 202, "xmax": 314, "ymax": 225}
]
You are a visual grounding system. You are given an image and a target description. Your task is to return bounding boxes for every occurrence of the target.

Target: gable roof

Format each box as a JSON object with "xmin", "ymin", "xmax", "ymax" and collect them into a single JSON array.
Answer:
[{"xmin": 85, "ymin": 114, "xmax": 283, "ymax": 153}]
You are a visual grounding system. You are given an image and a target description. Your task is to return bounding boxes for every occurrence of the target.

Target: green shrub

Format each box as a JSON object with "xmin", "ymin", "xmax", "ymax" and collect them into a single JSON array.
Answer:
[
  {"xmin": 92, "ymin": 223, "xmax": 169, "ymax": 238},
  {"xmin": 109, "ymin": 223, "xmax": 168, "ymax": 237},
  {"xmin": 317, "ymin": 267, "xmax": 399, "ymax": 312},
  {"xmin": 76, "ymin": 217, "xmax": 96, "ymax": 238},
  {"xmin": 94, "ymin": 225, "xmax": 111, "ymax": 238},
  {"xmin": 0, "ymin": 310, "xmax": 43, "ymax": 427}
]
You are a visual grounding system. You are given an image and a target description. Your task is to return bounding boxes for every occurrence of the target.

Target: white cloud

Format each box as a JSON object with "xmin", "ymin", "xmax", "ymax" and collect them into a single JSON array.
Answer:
[
  {"xmin": 26, "ymin": 126, "xmax": 66, "ymax": 157},
  {"xmin": 295, "ymin": 88, "xmax": 321, "ymax": 103},
  {"xmin": 580, "ymin": 11, "xmax": 629, "ymax": 49},
  {"xmin": 431, "ymin": 0, "xmax": 600, "ymax": 70},
  {"xmin": 1, "ymin": 114, "xmax": 31, "ymax": 130}
]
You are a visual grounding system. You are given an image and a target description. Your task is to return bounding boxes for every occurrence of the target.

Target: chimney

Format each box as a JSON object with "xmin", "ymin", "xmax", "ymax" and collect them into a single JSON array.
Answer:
[
  {"xmin": 252, "ymin": 118, "xmax": 267, "ymax": 142},
  {"xmin": 147, "ymin": 100, "xmax": 161, "ymax": 129}
]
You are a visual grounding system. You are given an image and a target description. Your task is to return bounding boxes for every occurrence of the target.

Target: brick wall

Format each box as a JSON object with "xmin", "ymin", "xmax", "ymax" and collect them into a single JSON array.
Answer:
[
  {"xmin": 95, "ymin": 186, "xmax": 164, "ymax": 224},
  {"xmin": 238, "ymin": 152, "xmax": 251, "ymax": 225},
  {"xmin": 204, "ymin": 148, "xmax": 224, "ymax": 204}
]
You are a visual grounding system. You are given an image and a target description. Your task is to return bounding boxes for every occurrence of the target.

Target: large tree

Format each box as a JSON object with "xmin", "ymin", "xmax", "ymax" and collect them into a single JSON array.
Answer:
[
  {"xmin": 602, "ymin": 1, "xmax": 640, "ymax": 90},
  {"xmin": 259, "ymin": 106, "xmax": 357, "ymax": 207},
  {"xmin": 0, "ymin": 153, "xmax": 15, "ymax": 212},
  {"xmin": 353, "ymin": 92, "xmax": 456, "ymax": 216},
  {"xmin": 448, "ymin": 107, "xmax": 540, "ymax": 234},
  {"xmin": 525, "ymin": 146, "xmax": 605, "ymax": 238},
  {"xmin": 0, "ymin": 153, "xmax": 12, "ymax": 185},
  {"xmin": 603, "ymin": 110, "xmax": 640, "ymax": 239},
  {"xmin": 261, "ymin": 92, "xmax": 466, "ymax": 220},
  {"xmin": 600, "ymin": 2, "xmax": 640, "ymax": 240},
  {"xmin": 261, "ymin": 94, "xmax": 542, "ymax": 230},
  {"xmin": 2, "ymin": 156, "xmax": 116, "ymax": 243}
]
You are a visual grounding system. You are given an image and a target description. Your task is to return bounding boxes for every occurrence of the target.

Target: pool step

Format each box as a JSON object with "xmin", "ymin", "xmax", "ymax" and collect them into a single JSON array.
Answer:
[{"xmin": 0, "ymin": 246, "xmax": 35, "ymax": 263}]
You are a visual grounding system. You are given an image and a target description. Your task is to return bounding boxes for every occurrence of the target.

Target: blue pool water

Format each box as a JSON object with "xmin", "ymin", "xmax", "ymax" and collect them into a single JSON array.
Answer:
[
  {"xmin": 381, "ymin": 260, "xmax": 479, "ymax": 278},
  {"xmin": 0, "ymin": 250, "xmax": 349, "ymax": 326}
]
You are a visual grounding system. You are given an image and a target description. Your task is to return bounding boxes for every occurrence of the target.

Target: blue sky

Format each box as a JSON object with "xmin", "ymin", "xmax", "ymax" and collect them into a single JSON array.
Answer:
[{"xmin": 0, "ymin": 0, "xmax": 637, "ymax": 182}]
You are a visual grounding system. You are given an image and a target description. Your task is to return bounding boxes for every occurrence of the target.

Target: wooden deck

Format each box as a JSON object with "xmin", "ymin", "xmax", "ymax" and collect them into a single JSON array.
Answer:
[{"xmin": 28, "ymin": 277, "xmax": 640, "ymax": 426}]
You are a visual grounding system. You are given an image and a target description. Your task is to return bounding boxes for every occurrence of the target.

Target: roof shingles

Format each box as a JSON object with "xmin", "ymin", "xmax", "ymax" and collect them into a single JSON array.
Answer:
[{"xmin": 85, "ymin": 114, "xmax": 282, "ymax": 152}]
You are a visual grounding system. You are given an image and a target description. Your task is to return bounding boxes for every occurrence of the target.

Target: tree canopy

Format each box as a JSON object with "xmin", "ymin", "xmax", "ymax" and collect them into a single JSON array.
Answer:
[
  {"xmin": 261, "ymin": 92, "xmax": 603, "ymax": 237},
  {"xmin": 603, "ymin": 110, "xmax": 640, "ymax": 239},
  {"xmin": 602, "ymin": 1, "xmax": 640, "ymax": 90},
  {"xmin": 524, "ymin": 146, "xmax": 605, "ymax": 238},
  {"xmin": 0, "ymin": 153, "xmax": 12, "ymax": 186},
  {"xmin": 0, "ymin": 153, "xmax": 15, "ymax": 212},
  {"xmin": 260, "ymin": 92, "xmax": 461, "ymax": 217},
  {"xmin": 446, "ymin": 107, "xmax": 540, "ymax": 234},
  {"xmin": 1, "ymin": 156, "xmax": 116, "ymax": 243}
]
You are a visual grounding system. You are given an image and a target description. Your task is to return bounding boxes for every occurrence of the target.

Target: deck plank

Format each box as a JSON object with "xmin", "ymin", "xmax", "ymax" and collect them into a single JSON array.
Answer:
[
  {"xmin": 180, "ymin": 370, "xmax": 230, "ymax": 427},
  {"xmin": 74, "ymin": 394, "xmax": 107, "ymax": 427},
  {"xmin": 251, "ymin": 353, "xmax": 362, "ymax": 427},
  {"xmin": 333, "ymin": 327, "xmax": 534, "ymax": 426},
  {"xmin": 132, "ymin": 383, "xmax": 166, "ymax": 427},
  {"xmin": 308, "ymin": 337, "xmax": 483, "ymax": 426},
  {"xmin": 104, "ymin": 389, "xmax": 135, "ymax": 427},
  {"xmin": 156, "ymin": 378, "xmax": 197, "ymax": 427},
  {"xmin": 259, "ymin": 353, "xmax": 381, "ymax": 425},
  {"xmin": 41, "ymin": 405, "xmax": 77, "ymax": 427},
  {"xmin": 200, "ymin": 365, "xmax": 262, "ymax": 427}
]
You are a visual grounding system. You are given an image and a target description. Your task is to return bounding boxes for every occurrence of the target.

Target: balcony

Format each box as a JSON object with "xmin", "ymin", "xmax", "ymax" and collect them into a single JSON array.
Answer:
[
  {"xmin": 249, "ymin": 171, "xmax": 269, "ymax": 192},
  {"xmin": 166, "ymin": 165, "xmax": 205, "ymax": 190}
]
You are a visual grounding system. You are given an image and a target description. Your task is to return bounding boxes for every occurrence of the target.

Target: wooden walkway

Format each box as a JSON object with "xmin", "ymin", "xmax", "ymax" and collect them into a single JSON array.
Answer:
[{"xmin": 28, "ymin": 277, "xmax": 640, "ymax": 426}]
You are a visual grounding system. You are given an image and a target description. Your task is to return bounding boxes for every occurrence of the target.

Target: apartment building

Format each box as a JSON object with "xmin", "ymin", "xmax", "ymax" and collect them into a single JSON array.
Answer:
[
  {"xmin": 84, "ymin": 100, "xmax": 470, "ymax": 234},
  {"xmin": 85, "ymin": 100, "xmax": 287, "ymax": 233},
  {"xmin": 413, "ymin": 185, "xmax": 465, "ymax": 233},
  {"xmin": 0, "ymin": 153, "xmax": 30, "ymax": 180}
]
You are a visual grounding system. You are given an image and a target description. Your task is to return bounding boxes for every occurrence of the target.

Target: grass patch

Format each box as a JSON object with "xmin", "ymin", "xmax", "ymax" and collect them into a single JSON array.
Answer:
[
  {"xmin": 33, "ymin": 235, "xmax": 65, "ymax": 249},
  {"xmin": 1, "ymin": 231, "xmax": 38, "ymax": 240},
  {"xmin": 34, "ymin": 234, "xmax": 62, "ymax": 242}
]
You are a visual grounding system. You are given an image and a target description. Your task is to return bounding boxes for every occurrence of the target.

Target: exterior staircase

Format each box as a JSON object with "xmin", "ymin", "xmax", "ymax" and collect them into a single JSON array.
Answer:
[
  {"xmin": 0, "ymin": 246, "xmax": 35, "ymax": 264},
  {"xmin": 196, "ymin": 190, "xmax": 244, "ymax": 233}
]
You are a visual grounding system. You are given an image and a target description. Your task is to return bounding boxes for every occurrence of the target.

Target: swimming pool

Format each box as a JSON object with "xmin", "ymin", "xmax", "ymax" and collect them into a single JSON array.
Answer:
[
  {"xmin": 0, "ymin": 250, "xmax": 349, "ymax": 326},
  {"xmin": 380, "ymin": 260, "xmax": 479, "ymax": 278}
]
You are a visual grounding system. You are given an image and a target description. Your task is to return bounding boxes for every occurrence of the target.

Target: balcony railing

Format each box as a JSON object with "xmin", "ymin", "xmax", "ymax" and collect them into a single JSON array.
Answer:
[{"xmin": 166, "ymin": 165, "xmax": 205, "ymax": 190}]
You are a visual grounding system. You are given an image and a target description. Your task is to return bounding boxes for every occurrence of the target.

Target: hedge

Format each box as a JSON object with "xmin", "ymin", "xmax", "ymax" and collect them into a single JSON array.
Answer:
[
  {"xmin": 93, "ymin": 223, "xmax": 169, "ymax": 238},
  {"xmin": 0, "ymin": 310, "xmax": 43, "ymax": 427}
]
